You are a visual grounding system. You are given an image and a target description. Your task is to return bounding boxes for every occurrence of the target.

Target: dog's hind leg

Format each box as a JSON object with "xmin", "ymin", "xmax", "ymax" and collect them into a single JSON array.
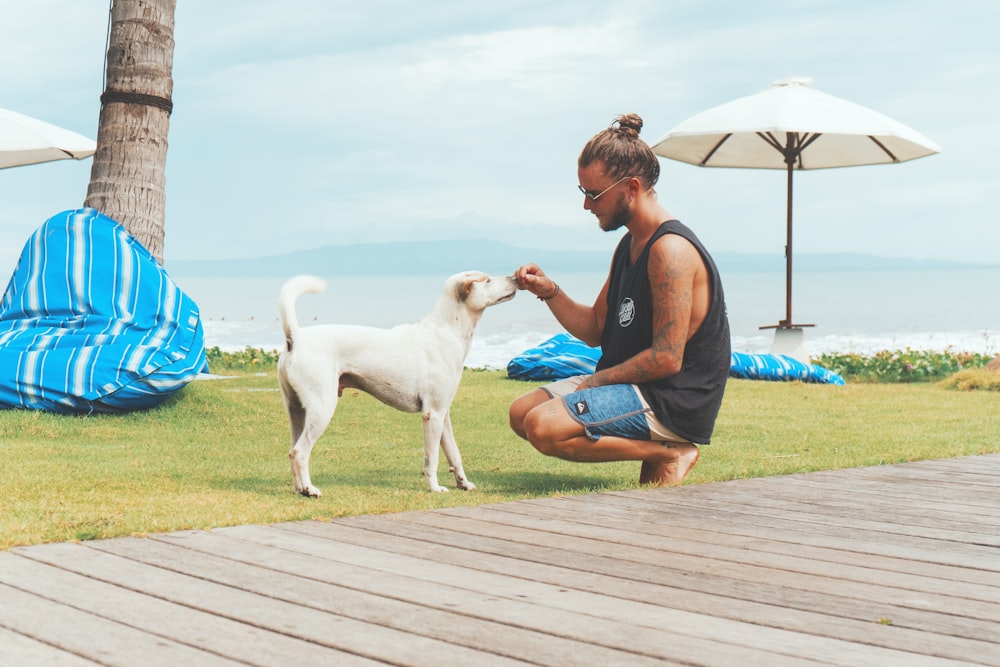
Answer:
[
  {"xmin": 289, "ymin": 393, "xmax": 338, "ymax": 498},
  {"xmin": 282, "ymin": 386, "xmax": 307, "ymax": 449},
  {"xmin": 421, "ymin": 410, "xmax": 450, "ymax": 493},
  {"xmin": 440, "ymin": 412, "xmax": 475, "ymax": 491}
]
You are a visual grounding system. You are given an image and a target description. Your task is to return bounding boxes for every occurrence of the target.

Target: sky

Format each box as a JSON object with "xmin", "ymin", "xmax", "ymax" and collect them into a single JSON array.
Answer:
[{"xmin": 1, "ymin": 0, "xmax": 998, "ymax": 273}]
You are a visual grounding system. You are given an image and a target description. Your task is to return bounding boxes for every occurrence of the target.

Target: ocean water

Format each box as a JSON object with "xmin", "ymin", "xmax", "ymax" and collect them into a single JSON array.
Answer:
[{"xmin": 172, "ymin": 268, "xmax": 1000, "ymax": 369}]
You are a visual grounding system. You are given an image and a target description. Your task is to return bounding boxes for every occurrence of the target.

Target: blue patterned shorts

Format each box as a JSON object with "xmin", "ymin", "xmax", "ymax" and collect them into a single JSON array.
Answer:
[
  {"xmin": 542, "ymin": 375, "xmax": 691, "ymax": 443},
  {"xmin": 563, "ymin": 384, "xmax": 651, "ymax": 440}
]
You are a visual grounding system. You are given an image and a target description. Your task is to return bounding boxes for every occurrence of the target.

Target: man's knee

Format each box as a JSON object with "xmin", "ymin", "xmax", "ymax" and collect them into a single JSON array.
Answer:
[
  {"xmin": 508, "ymin": 393, "xmax": 534, "ymax": 439},
  {"xmin": 508, "ymin": 403, "xmax": 527, "ymax": 440},
  {"xmin": 509, "ymin": 389, "xmax": 549, "ymax": 440},
  {"xmin": 523, "ymin": 406, "xmax": 564, "ymax": 457}
]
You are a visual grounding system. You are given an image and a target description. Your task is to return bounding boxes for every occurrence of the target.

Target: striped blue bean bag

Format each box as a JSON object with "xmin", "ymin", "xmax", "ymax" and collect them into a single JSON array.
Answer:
[
  {"xmin": 507, "ymin": 334, "xmax": 844, "ymax": 385},
  {"xmin": 507, "ymin": 332, "xmax": 601, "ymax": 381},
  {"xmin": 729, "ymin": 351, "xmax": 844, "ymax": 385},
  {"xmin": 0, "ymin": 208, "xmax": 207, "ymax": 413}
]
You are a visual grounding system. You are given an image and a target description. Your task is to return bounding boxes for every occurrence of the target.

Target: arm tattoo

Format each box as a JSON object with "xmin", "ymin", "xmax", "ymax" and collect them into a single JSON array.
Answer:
[{"xmin": 648, "ymin": 249, "xmax": 692, "ymax": 372}]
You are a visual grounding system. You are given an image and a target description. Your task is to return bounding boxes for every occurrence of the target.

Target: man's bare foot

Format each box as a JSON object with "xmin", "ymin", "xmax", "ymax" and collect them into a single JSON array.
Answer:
[{"xmin": 639, "ymin": 444, "xmax": 700, "ymax": 486}]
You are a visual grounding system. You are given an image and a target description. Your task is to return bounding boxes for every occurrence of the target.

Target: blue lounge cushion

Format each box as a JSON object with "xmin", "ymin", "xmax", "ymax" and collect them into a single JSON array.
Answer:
[
  {"xmin": 507, "ymin": 332, "xmax": 601, "ymax": 381},
  {"xmin": 729, "ymin": 351, "xmax": 844, "ymax": 384},
  {"xmin": 0, "ymin": 208, "xmax": 207, "ymax": 413},
  {"xmin": 507, "ymin": 334, "xmax": 844, "ymax": 385}
]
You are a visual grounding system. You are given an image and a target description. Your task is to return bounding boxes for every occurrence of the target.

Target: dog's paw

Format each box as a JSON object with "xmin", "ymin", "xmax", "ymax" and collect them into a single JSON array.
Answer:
[
  {"xmin": 457, "ymin": 479, "xmax": 476, "ymax": 491},
  {"xmin": 299, "ymin": 485, "xmax": 323, "ymax": 498},
  {"xmin": 428, "ymin": 484, "xmax": 449, "ymax": 493}
]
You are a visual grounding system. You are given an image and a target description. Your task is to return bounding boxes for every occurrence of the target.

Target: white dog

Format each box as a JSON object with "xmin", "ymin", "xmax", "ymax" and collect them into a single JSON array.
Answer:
[{"xmin": 277, "ymin": 271, "xmax": 517, "ymax": 496}]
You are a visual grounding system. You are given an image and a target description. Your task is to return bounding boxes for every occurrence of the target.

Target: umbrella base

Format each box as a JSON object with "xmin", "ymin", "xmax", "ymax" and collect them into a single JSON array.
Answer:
[
  {"xmin": 764, "ymin": 325, "xmax": 812, "ymax": 364},
  {"xmin": 758, "ymin": 323, "xmax": 816, "ymax": 330}
]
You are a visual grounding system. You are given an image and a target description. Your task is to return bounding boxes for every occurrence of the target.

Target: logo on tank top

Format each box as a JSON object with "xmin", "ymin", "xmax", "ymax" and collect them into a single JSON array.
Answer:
[{"xmin": 618, "ymin": 297, "xmax": 635, "ymax": 327}]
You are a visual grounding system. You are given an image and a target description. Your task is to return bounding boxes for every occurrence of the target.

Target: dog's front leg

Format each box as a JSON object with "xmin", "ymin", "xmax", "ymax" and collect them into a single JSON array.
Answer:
[
  {"xmin": 440, "ymin": 412, "xmax": 475, "ymax": 491},
  {"xmin": 421, "ymin": 410, "xmax": 449, "ymax": 493}
]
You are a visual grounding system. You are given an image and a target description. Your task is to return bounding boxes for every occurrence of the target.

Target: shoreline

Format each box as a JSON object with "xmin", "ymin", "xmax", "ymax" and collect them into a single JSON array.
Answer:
[
  {"xmin": 202, "ymin": 320, "xmax": 997, "ymax": 370},
  {"xmin": 184, "ymin": 267, "xmax": 999, "ymax": 369}
]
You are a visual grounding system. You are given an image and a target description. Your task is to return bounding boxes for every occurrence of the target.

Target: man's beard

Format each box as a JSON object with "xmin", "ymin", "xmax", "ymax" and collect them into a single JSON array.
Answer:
[{"xmin": 599, "ymin": 198, "xmax": 629, "ymax": 232}]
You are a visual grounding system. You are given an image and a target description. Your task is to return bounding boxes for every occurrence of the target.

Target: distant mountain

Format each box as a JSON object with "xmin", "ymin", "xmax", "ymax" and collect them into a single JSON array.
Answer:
[
  {"xmin": 166, "ymin": 241, "xmax": 995, "ymax": 277},
  {"xmin": 714, "ymin": 252, "xmax": 991, "ymax": 273}
]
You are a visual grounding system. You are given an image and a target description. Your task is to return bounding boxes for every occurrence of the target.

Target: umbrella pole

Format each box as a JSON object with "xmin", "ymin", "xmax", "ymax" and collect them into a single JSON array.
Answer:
[{"xmin": 785, "ymin": 159, "xmax": 793, "ymax": 327}]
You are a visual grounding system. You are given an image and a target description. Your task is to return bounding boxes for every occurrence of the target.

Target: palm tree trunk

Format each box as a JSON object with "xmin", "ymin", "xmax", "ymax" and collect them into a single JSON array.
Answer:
[{"xmin": 85, "ymin": 0, "xmax": 176, "ymax": 264}]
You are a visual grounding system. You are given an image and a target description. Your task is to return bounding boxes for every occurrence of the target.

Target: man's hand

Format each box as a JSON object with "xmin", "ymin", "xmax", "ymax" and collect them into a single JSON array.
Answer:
[{"xmin": 514, "ymin": 263, "xmax": 558, "ymax": 300}]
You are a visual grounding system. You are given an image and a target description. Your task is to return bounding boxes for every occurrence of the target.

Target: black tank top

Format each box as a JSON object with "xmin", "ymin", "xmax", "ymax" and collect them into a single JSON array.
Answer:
[{"xmin": 597, "ymin": 220, "xmax": 730, "ymax": 443}]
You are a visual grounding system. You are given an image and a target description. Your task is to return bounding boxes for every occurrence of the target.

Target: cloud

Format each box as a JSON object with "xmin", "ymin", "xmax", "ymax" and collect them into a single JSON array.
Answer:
[
  {"xmin": 182, "ymin": 16, "xmax": 651, "ymax": 133},
  {"xmin": 2, "ymin": 0, "xmax": 998, "ymax": 267}
]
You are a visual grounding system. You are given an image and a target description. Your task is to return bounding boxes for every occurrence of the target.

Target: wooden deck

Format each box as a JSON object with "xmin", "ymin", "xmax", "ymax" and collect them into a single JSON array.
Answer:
[{"xmin": 1, "ymin": 454, "xmax": 997, "ymax": 666}]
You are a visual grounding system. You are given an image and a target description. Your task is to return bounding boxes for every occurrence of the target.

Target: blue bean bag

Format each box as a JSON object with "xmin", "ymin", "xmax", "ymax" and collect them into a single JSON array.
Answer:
[
  {"xmin": 507, "ymin": 332, "xmax": 601, "ymax": 381},
  {"xmin": 508, "ymin": 334, "xmax": 844, "ymax": 385},
  {"xmin": 0, "ymin": 208, "xmax": 207, "ymax": 413},
  {"xmin": 729, "ymin": 351, "xmax": 844, "ymax": 385}
]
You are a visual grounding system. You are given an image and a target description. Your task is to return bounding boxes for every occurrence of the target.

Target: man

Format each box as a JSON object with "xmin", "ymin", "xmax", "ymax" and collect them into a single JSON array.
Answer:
[{"xmin": 509, "ymin": 113, "xmax": 730, "ymax": 485}]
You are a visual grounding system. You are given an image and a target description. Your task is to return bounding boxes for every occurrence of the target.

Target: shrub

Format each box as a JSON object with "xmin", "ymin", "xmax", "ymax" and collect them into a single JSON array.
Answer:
[
  {"xmin": 939, "ymin": 368, "xmax": 1000, "ymax": 392},
  {"xmin": 814, "ymin": 348, "xmax": 992, "ymax": 383},
  {"xmin": 203, "ymin": 345, "xmax": 994, "ymax": 385},
  {"xmin": 205, "ymin": 346, "xmax": 280, "ymax": 374}
]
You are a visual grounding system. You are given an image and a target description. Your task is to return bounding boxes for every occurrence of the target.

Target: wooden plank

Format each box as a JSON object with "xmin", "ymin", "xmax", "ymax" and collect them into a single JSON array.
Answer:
[
  {"xmin": 0, "ymin": 626, "xmax": 100, "ymax": 666},
  {"xmin": 893, "ymin": 457, "xmax": 1000, "ymax": 478},
  {"xmin": 653, "ymin": 468, "xmax": 1000, "ymax": 511},
  {"xmin": 595, "ymin": 490, "xmax": 1000, "ymax": 572},
  {"xmin": 696, "ymin": 476, "xmax": 1000, "ymax": 528},
  {"xmin": 157, "ymin": 525, "xmax": 823, "ymax": 667},
  {"xmin": 610, "ymin": 489, "xmax": 999, "ymax": 569},
  {"xmin": 682, "ymin": 457, "xmax": 1000, "ymax": 508},
  {"xmin": 431, "ymin": 502, "xmax": 1000, "ymax": 601},
  {"xmin": 252, "ymin": 522, "xmax": 984, "ymax": 666},
  {"xmin": 0, "ymin": 454, "xmax": 995, "ymax": 667},
  {"xmin": 274, "ymin": 517, "xmax": 998, "ymax": 662},
  {"xmin": 372, "ymin": 508, "xmax": 1000, "ymax": 623},
  {"xmin": 89, "ymin": 531, "xmax": 667, "ymax": 667},
  {"xmin": 13, "ymin": 541, "xmax": 528, "ymax": 666},
  {"xmin": 640, "ymin": 484, "xmax": 1000, "ymax": 546},
  {"xmin": 0, "ymin": 581, "xmax": 244, "ymax": 666},
  {"xmin": 854, "ymin": 457, "xmax": 1000, "ymax": 477},
  {"xmin": 527, "ymin": 493, "xmax": 1000, "ymax": 587},
  {"xmin": 737, "ymin": 476, "xmax": 1000, "ymax": 521},
  {"xmin": 512, "ymin": 488, "xmax": 1000, "ymax": 565},
  {"xmin": 0, "ymin": 552, "xmax": 374, "ymax": 666},
  {"xmin": 901, "ymin": 456, "xmax": 998, "ymax": 469},
  {"xmin": 282, "ymin": 516, "xmax": 999, "ymax": 644},
  {"xmin": 818, "ymin": 460, "xmax": 1000, "ymax": 491},
  {"xmin": 345, "ymin": 510, "xmax": 997, "ymax": 625}
]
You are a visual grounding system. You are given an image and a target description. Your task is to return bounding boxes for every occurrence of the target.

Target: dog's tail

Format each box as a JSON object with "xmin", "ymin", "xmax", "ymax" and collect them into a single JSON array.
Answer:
[{"xmin": 278, "ymin": 275, "xmax": 327, "ymax": 352}]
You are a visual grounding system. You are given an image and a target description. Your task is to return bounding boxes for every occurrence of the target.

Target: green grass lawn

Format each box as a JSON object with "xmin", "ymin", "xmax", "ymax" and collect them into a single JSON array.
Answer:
[{"xmin": 2, "ymin": 368, "xmax": 998, "ymax": 549}]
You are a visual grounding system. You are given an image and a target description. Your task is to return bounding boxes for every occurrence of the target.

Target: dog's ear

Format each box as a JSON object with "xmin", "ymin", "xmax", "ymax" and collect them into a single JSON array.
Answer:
[
  {"xmin": 455, "ymin": 279, "xmax": 473, "ymax": 302},
  {"xmin": 455, "ymin": 274, "xmax": 487, "ymax": 302}
]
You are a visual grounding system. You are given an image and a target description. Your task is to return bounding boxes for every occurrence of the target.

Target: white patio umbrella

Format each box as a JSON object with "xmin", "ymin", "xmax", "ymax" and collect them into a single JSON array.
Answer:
[
  {"xmin": 651, "ymin": 76, "xmax": 940, "ymax": 331},
  {"xmin": 0, "ymin": 107, "xmax": 96, "ymax": 170}
]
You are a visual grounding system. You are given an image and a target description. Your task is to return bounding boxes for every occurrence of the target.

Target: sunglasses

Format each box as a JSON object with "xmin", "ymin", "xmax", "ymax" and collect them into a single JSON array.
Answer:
[{"xmin": 577, "ymin": 175, "xmax": 632, "ymax": 201}]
